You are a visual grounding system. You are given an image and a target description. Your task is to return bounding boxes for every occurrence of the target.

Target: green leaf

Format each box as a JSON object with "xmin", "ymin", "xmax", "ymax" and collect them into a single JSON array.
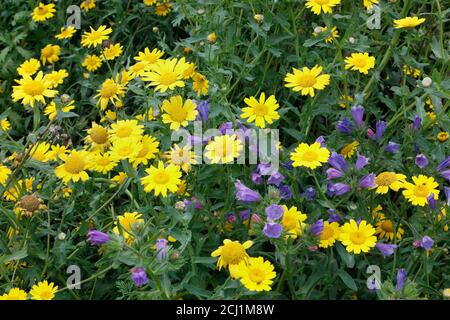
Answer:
[{"xmin": 337, "ymin": 269, "xmax": 357, "ymax": 291}]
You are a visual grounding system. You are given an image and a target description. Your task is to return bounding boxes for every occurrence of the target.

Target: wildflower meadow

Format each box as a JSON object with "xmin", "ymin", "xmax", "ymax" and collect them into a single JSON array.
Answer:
[{"xmin": 0, "ymin": 0, "xmax": 449, "ymax": 302}]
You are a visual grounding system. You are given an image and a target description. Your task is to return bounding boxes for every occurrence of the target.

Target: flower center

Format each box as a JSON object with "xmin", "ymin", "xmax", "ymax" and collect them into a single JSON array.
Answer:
[
  {"xmin": 350, "ymin": 231, "xmax": 366, "ymax": 245},
  {"xmin": 302, "ymin": 150, "xmax": 318, "ymax": 162},
  {"xmin": 100, "ymin": 83, "xmax": 118, "ymax": 99},
  {"xmin": 160, "ymin": 71, "xmax": 177, "ymax": 85},
  {"xmin": 153, "ymin": 171, "xmax": 170, "ymax": 184},
  {"xmin": 90, "ymin": 127, "xmax": 108, "ymax": 144},
  {"xmin": 353, "ymin": 58, "xmax": 367, "ymax": 68},
  {"xmin": 320, "ymin": 225, "xmax": 334, "ymax": 240},
  {"xmin": 24, "ymin": 80, "xmax": 45, "ymax": 96},
  {"xmin": 37, "ymin": 7, "xmax": 48, "ymax": 15},
  {"xmin": 298, "ymin": 74, "xmax": 317, "ymax": 87},
  {"xmin": 375, "ymin": 172, "xmax": 397, "ymax": 186},
  {"xmin": 64, "ymin": 154, "xmax": 85, "ymax": 174},
  {"xmin": 41, "ymin": 47, "xmax": 54, "ymax": 58},
  {"xmin": 380, "ymin": 220, "xmax": 394, "ymax": 233},
  {"xmin": 314, "ymin": 0, "xmax": 329, "ymax": 4},
  {"xmin": 282, "ymin": 215, "xmax": 297, "ymax": 230},
  {"xmin": 221, "ymin": 242, "xmax": 246, "ymax": 265},
  {"xmin": 115, "ymin": 126, "xmax": 132, "ymax": 138},
  {"xmin": 19, "ymin": 195, "xmax": 40, "ymax": 212},
  {"xmin": 253, "ymin": 103, "xmax": 268, "ymax": 116},
  {"xmin": 413, "ymin": 184, "xmax": 430, "ymax": 197},
  {"xmin": 248, "ymin": 268, "xmax": 265, "ymax": 284},
  {"xmin": 170, "ymin": 107, "xmax": 187, "ymax": 123}
]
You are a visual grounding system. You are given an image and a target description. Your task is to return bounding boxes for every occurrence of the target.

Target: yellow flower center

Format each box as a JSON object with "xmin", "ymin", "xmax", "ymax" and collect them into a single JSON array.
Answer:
[
  {"xmin": 64, "ymin": 154, "xmax": 86, "ymax": 174},
  {"xmin": 100, "ymin": 82, "xmax": 118, "ymax": 99},
  {"xmin": 248, "ymin": 267, "xmax": 265, "ymax": 284},
  {"xmin": 160, "ymin": 71, "xmax": 177, "ymax": 85},
  {"xmin": 41, "ymin": 46, "xmax": 55, "ymax": 58},
  {"xmin": 115, "ymin": 126, "xmax": 132, "ymax": 138},
  {"xmin": 380, "ymin": 220, "xmax": 394, "ymax": 233},
  {"xmin": 350, "ymin": 231, "xmax": 366, "ymax": 245},
  {"xmin": 314, "ymin": 0, "xmax": 329, "ymax": 4},
  {"xmin": 90, "ymin": 127, "xmax": 108, "ymax": 144},
  {"xmin": 153, "ymin": 171, "xmax": 170, "ymax": 184},
  {"xmin": 170, "ymin": 107, "xmax": 187, "ymax": 123},
  {"xmin": 413, "ymin": 184, "xmax": 429, "ymax": 197},
  {"xmin": 24, "ymin": 80, "xmax": 45, "ymax": 96},
  {"xmin": 302, "ymin": 150, "xmax": 318, "ymax": 162},
  {"xmin": 283, "ymin": 215, "xmax": 297, "ymax": 230},
  {"xmin": 37, "ymin": 7, "xmax": 49, "ymax": 15},
  {"xmin": 375, "ymin": 172, "xmax": 397, "ymax": 186},
  {"xmin": 37, "ymin": 290, "xmax": 53, "ymax": 300},
  {"xmin": 96, "ymin": 157, "xmax": 111, "ymax": 166},
  {"xmin": 298, "ymin": 74, "xmax": 317, "ymax": 87},
  {"xmin": 321, "ymin": 225, "xmax": 334, "ymax": 240},
  {"xmin": 352, "ymin": 57, "xmax": 367, "ymax": 68},
  {"xmin": 253, "ymin": 103, "xmax": 269, "ymax": 116},
  {"xmin": 221, "ymin": 242, "xmax": 246, "ymax": 265}
]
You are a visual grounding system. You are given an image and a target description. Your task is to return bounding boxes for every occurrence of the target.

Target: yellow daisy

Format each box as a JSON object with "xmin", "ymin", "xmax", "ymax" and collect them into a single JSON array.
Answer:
[
  {"xmin": 305, "ymin": 0, "xmax": 341, "ymax": 15},
  {"xmin": 204, "ymin": 134, "xmax": 243, "ymax": 164},
  {"xmin": 166, "ymin": 144, "xmax": 197, "ymax": 173},
  {"xmin": 45, "ymin": 144, "xmax": 68, "ymax": 161},
  {"xmin": 437, "ymin": 131, "xmax": 449, "ymax": 142},
  {"xmin": 312, "ymin": 26, "xmax": 339, "ymax": 44},
  {"xmin": 394, "ymin": 17, "xmax": 426, "ymax": 29},
  {"xmin": 192, "ymin": 72, "xmax": 209, "ymax": 96},
  {"xmin": 339, "ymin": 219, "xmax": 377, "ymax": 254},
  {"xmin": 55, "ymin": 150, "xmax": 91, "ymax": 183},
  {"xmin": 94, "ymin": 78, "xmax": 125, "ymax": 110},
  {"xmin": 111, "ymin": 172, "xmax": 128, "ymax": 186},
  {"xmin": 109, "ymin": 119, "xmax": 144, "ymax": 142},
  {"xmin": 0, "ymin": 165, "xmax": 11, "ymax": 185},
  {"xmin": 372, "ymin": 172, "xmax": 406, "ymax": 194},
  {"xmin": 345, "ymin": 52, "xmax": 376, "ymax": 75},
  {"xmin": 319, "ymin": 221, "xmax": 341, "ymax": 248},
  {"xmin": 284, "ymin": 65, "xmax": 330, "ymax": 97},
  {"xmin": 363, "ymin": 0, "xmax": 379, "ymax": 9},
  {"xmin": 81, "ymin": 25, "xmax": 113, "ymax": 48},
  {"xmin": 80, "ymin": 0, "xmax": 96, "ymax": 11},
  {"xmin": 141, "ymin": 58, "xmax": 187, "ymax": 92},
  {"xmin": 290, "ymin": 142, "xmax": 330, "ymax": 169},
  {"xmin": 402, "ymin": 175, "xmax": 439, "ymax": 207},
  {"xmin": 44, "ymin": 100, "xmax": 75, "ymax": 120},
  {"xmin": 0, "ymin": 288, "xmax": 27, "ymax": 300},
  {"xmin": 155, "ymin": 1, "xmax": 173, "ymax": 16},
  {"xmin": 374, "ymin": 214, "xmax": 405, "ymax": 241},
  {"xmin": 211, "ymin": 239, "xmax": 253, "ymax": 270},
  {"xmin": 340, "ymin": 141, "xmax": 359, "ymax": 158},
  {"xmin": 46, "ymin": 69, "xmax": 69, "ymax": 88},
  {"xmin": 109, "ymin": 138, "xmax": 142, "ymax": 162},
  {"xmin": 281, "ymin": 205, "xmax": 308, "ymax": 239},
  {"xmin": 40, "ymin": 44, "xmax": 60, "ymax": 65},
  {"xmin": 12, "ymin": 71, "xmax": 58, "ymax": 107},
  {"xmin": 130, "ymin": 135, "xmax": 160, "ymax": 168},
  {"xmin": 85, "ymin": 122, "xmax": 110, "ymax": 151},
  {"xmin": 30, "ymin": 142, "xmax": 51, "ymax": 162},
  {"xmin": 134, "ymin": 47, "xmax": 164, "ymax": 65},
  {"xmin": 236, "ymin": 257, "xmax": 276, "ymax": 292},
  {"xmin": 55, "ymin": 26, "xmax": 77, "ymax": 40},
  {"xmin": 241, "ymin": 92, "xmax": 280, "ymax": 128},
  {"xmin": 141, "ymin": 161, "xmax": 182, "ymax": 197},
  {"xmin": 31, "ymin": 3, "xmax": 56, "ymax": 22},
  {"xmin": 90, "ymin": 153, "xmax": 118, "ymax": 174},
  {"xmin": 0, "ymin": 118, "xmax": 11, "ymax": 132},
  {"xmin": 161, "ymin": 95, "xmax": 198, "ymax": 130},
  {"xmin": 30, "ymin": 280, "xmax": 58, "ymax": 300},
  {"xmin": 17, "ymin": 58, "xmax": 40, "ymax": 77},
  {"xmin": 102, "ymin": 43, "xmax": 123, "ymax": 60},
  {"xmin": 113, "ymin": 212, "xmax": 144, "ymax": 244},
  {"xmin": 82, "ymin": 54, "xmax": 103, "ymax": 72}
]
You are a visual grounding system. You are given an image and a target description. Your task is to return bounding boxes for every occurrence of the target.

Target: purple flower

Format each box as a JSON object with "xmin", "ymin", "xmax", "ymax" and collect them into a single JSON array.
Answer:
[
  {"xmin": 184, "ymin": 197, "xmax": 203, "ymax": 210},
  {"xmin": 376, "ymin": 242, "xmax": 397, "ymax": 257},
  {"xmin": 225, "ymin": 212, "xmax": 236, "ymax": 223},
  {"xmin": 235, "ymin": 180, "xmax": 260, "ymax": 203},
  {"xmin": 283, "ymin": 161, "xmax": 294, "ymax": 171},
  {"xmin": 131, "ymin": 267, "xmax": 148, "ymax": 287},
  {"xmin": 328, "ymin": 152, "xmax": 348, "ymax": 172},
  {"xmin": 265, "ymin": 204, "xmax": 284, "ymax": 221},
  {"xmin": 195, "ymin": 101, "xmax": 209, "ymax": 123},
  {"xmin": 250, "ymin": 172, "xmax": 263, "ymax": 185},
  {"xmin": 415, "ymin": 154, "xmax": 428, "ymax": 169},
  {"xmin": 396, "ymin": 269, "xmax": 407, "ymax": 291},
  {"xmin": 445, "ymin": 187, "xmax": 450, "ymax": 206},
  {"xmin": 315, "ymin": 136, "xmax": 326, "ymax": 147},
  {"xmin": 156, "ymin": 238, "xmax": 169, "ymax": 260},
  {"xmin": 268, "ymin": 171, "xmax": 285, "ymax": 186},
  {"xmin": 218, "ymin": 122, "xmax": 233, "ymax": 135},
  {"xmin": 412, "ymin": 115, "xmax": 422, "ymax": 130},
  {"xmin": 375, "ymin": 120, "xmax": 387, "ymax": 141},
  {"xmin": 310, "ymin": 219, "xmax": 324, "ymax": 236},
  {"xmin": 358, "ymin": 173, "xmax": 376, "ymax": 189},
  {"xmin": 327, "ymin": 183, "xmax": 351, "ymax": 196},
  {"xmin": 351, "ymin": 105, "xmax": 365, "ymax": 126},
  {"xmin": 304, "ymin": 186, "xmax": 316, "ymax": 200},
  {"xmin": 336, "ymin": 118, "xmax": 353, "ymax": 134},
  {"xmin": 420, "ymin": 235, "xmax": 434, "ymax": 251},
  {"xmin": 87, "ymin": 230, "xmax": 110, "ymax": 245},
  {"xmin": 437, "ymin": 156, "xmax": 450, "ymax": 172},
  {"xmin": 239, "ymin": 209, "xmax": 251, "ymax": 221},
  {"xmin": 263, "ymin": 222, "xmax": 282, "ymax": 238},
  {"xmin": 279, "ymin": 185, "xmax": 293, "ymax": 200},
  {"xmin": 256, "ymin": 163, "xmax": 273, "ymax": 175},
  {"xmin": 367, "ymin": 128, "xmax": 375, "ymax": 139},
  {"xmin": 328, "ymin": 209, "xmax": 341, "ymax": 222},
  {"xmin": 326, "ymin": 168, "xmax": 345, "ymax": 180},
  {"xmin": 385, "ymin": 141, "xmax": 399, "ymax": 154},
  {"xmin": 355, "ymin": 153, "xmax": 369, "ymax": 170},
  {"xmin": 440, "ymin": 170, "xmax": 450, "ymax": 182},
  {"xmin": 427, "ymin": 193, "xmax": 436, "ymax": 210}
]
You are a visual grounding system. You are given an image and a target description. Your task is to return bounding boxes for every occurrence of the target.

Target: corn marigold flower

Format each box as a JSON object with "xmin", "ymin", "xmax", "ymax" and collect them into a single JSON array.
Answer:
[
  {"xmin": 0, "ymin": 288, "xmax": 27, "ymax": 300},
  {"xmin": 55, "ymin": 26, "xmax": 77, "ymax": 40},
  {"xmin": 235, "ymin": 257, "xmax": 276, "ymax": 292},
  {"xmin": 12, "ymin": 71, "xmax": 58, "ymax": 107},
  {"xmin": 374, "ymin": 215, "xmax": 404, "ymax": 241},
  {"xmin": 141, "ymin": 161, "xmax": 182, "ymax": 197},
  {"xmin": 241, "ymin": 92, "xmax": 280, "ymax": 129},
  {"xmin": 81, "ymin": 25, "xmax": 113, "ymax": 48},
  {"xmin": 319, "ymin": 221, "xmax": 341, "ymax": 248},
  {"xmin": 394, "ymin": 17, "xmax": 426, "ymax": 29},
  {"xmin": 40, "ymin": 44, "xmax": 60, "ymax": 65},
  {"xmin": 55, "ymin": 150, "xmax": 91, "ymax": 183},
  {"xmin": 109, "ymin": 119, "xmax": 143, "ymax": 142},
  {"xmin": 281, "ymin": 205, "xmax": 307, "ymax": 239},
  {"xmin": 305, "ymin": 0, "xmax": 341, "ymax": 15},
  {"xmin": 30, "ymin": 142, "xmax": 51, "ymax": 162},
  {"xmin": 109, "ymin": 138, "xmax": 142, "ymax": 161},
  {"xmin": 165, "ymin": 144, "xmax": 197, "ymax": 173},
  {"xmin": 46, "ymin": 144, "xmax": 68, "ymax": 161},
  {"xmin": 85, "ymin": 122, "xmax": 110, "ymax": 151},
  {"xmin": 345, "ymin": 52, "xmax": 375, "ymax": 74},
  {"xmin": 363, "ymin": 0, "xmax": 378, "ymax": 9},
  {"xmin": 312, "ymin": 26, "xmax": 339, "ymax": 43},
  {"xmin": 17, "ymin": 58, "xmax": 40, "ymax": 77},
  {"xmin": 90, "ymin": 153, "xmax": 118, "ymax": 174},
  {"xmin": 372, "ymin": 172, "xmax": 406, "ymax": 194},
  {"xmin": 291, "ymin": 142, "xmax": 330, "ymax": 169},
  {"xmin": 113, "ymin": 212, "xmax": 144, "ymax": 243},
  {"xmin": 32, "ymin": 3, "xmax": 56, "ymax": 22},
  {"xmin": 340, "ymin": 141, "xmax": 359, "ymax": 158},
  {"xmin": 131, "ymin": 135, "xmax": 160, "ymax": 168},
  {"xmin": 0, "ymin": 165, "xmax": 12, "ymax": 185},
  {"xmin": 207, "ymin": 32, "xmax": 217, "ymax": 44},
  {"xmin": 0, "ymin": 118, "xmax": 10, "ymax": 131},
  {"xmin": 82, "ymin": 54, "xmax": 102, "ymax": 72},
  {"xmin": 134, "ymin": 47, "xmax": 164, "ymax": 66},
  {"xmin": 46, "ymin": 69, "xmax": 69, "ymax": 89},
  {"xmin": 211, "ymin": 239, "xmax": 253, "ymax": 270},
  {"xmin": 192, "ymin": 72, "xmax": 209, "ymax": 96},
  {"xmin": 94, "ymin": 78, "xmax": 125, "ymax": 110},
  {"xmin": 204, "ymin": 134, "xmax": 243, "ymax": 164},
  {"xmin": 102, "ymin": 43, "xmax": 123, "ymax": 60},
  {"xmin": 111, "ymin": 172, "xmax": 127, "ymax": 186},
  {"xmin": 161, "ymin": 95, "xmax": 198, "ymax": 130},
  {"xmin": 154, "ymin": 0, "xmax": 173, "ymax": 16},
  {"xmin": 81, "ymin": 0, "xmax": 96, "ymax": 11},
  {"xmin": 339, "ymin": 219, "xmax": 377, "ymax": 254},
  {"xmin": 141, "ymin": 58, "xmax": 186, "ymax": 92},
  {"xmin": 402, "ymin": 175, "xmax": 439, "ymax": 207},
  {"xmin": 30, "ymin": 280, "xmax": 58, "ymax": 300},
  {"xmin": 284, "ymin": 65, "xmax": 330, "ymax": 97},
  {"xmin": 437, "ymin": 131, "xmax": 449, "ymax": 142}
]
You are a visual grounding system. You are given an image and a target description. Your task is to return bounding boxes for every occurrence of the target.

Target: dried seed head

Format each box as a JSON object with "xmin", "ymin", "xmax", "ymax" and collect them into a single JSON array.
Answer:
[{"xmin": 18, "ymin": 194, "xmax": 41, "ymax": 214}]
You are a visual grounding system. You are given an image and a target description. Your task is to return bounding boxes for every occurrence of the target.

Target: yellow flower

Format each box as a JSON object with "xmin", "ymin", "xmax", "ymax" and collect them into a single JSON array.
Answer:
[
  {"xmin": 290, "ymin": 142, "xmax": 330, "ymax": 169},
  {"xmin": 84, "ymin": 122, "xmax": 110, "ymax": 151},
  {"xmin": 236, "ymin": 257, "xmax": 276, "ymax": 292},
  {"xmin": 82, "ymin": 54, "xmax": 103, "ymax": 72},
  {"xmin": 363, "ymin": 0, "xmax": 378, "ymax": 9},
  {"xmin": 141, "ymin": 161, "xmax": 182, "ymax": 197},
  {"xmin": 30, "ymin": 142, "xmax": 51, "ymax": 162},
  {"xmin": 46, "ymin": 69, "xmax": 69, "ymax": 88},
  {"xmin": 40, "ymin": 44, "xmax": 60, "ymax": 65},
  {"xmin": 46, "ymin": 144, "xmax": 68, "ymax": 161},
  {"xmin": 241, "ymin": 92, "xmax": 280, "ymax": 128},
  {"xmin": 437, "ymin": 131, "xmax": 449, "ymax": 142},
  {"xmin": 204, "ymin": 134, "xmax": 243, "ymax": 164},
  {"xmin": 102, "ymin": 43, "xmax": 123, "ymax": 60},
  {"xmin": 94, "ymin": 78, "xmax": 125, "ymax": 110},
  {"xmin": 113, "ymin": 212, "xmax": 144, "ymax": 244},
  {"xmin": 81, "ymin": 25, "xmax": 113, "ymax": 48},
  {"xmin": 101, "ymin": 110, "xmax": 117, "ymax": 123},
  {"xmin": 0, "ymin": 288, "xmax": 27, "ymax": 300},
  {"xmin": 0, "ymin": 165, "xmax": 11, "ymax": 185},
  {"xmin": 144, "ymin": 0, "xmax": 157, "ymax": 6},
  {"xmin": 340, "ymin": 141, "xmax": 359, "ymax": 158},
  {"xmin": 90, "ymin": 153, "xmax": 118, "ymax": 174},
  {"xmin": 130, "ymin": 135, "xmax": 160, "ymax": 168},
  {"xmin": 109, "ymin": 119, "xmax": 144, "ymax": 142},
  {"xmin": 374, "ymin": 215, "xmax": 404, "ymax": 241},
  {"xmin": 80, "ymin": 0, "xmax": 96, "ymax": 11},
  {"xmin": 111, "ymin": 172, "xmax": 127, "ymax": 185},
  {"xmin": 438, "ymin": 208, "xmax": 448, "ymax": 232},
  {"xmin": 211, "ymin": 239, "xmax": 253, "ymax": 270},
  {"xmin": 345, "ymin": 52, "xmax": 376, "ymax": 75},
  {"xmin": 339, "ymin": 95, "xmax": 354, "ymax": 109},
  {"xmin": 284, "ymin": 65, "xmax": 330, "ymax": 97},
  {"xmin": 3, "ymin": 178, "xmax": 34, "ymax": 201},
  {"xmin": 141, "ymin": 58, "xmax": 187, "ymax": 92},
  {"xmin": 154, "ymin": 0, "xmax": 173, "ymax": 16},
  {"xmin": 30, "ymin": 280, "xmax": 58, "ymax": 300},
  {"xmin": 129, "ymin": 61, "xmax": 151, "ymax": 78},
  {"xmin": 134, "ymin": 47, "xmax": 164, "ymax": 65},
  {"xmin": 339, "ymin": 220, "xmax": 377, "ymax": 254},
  {"xmin": 55, "ymin": 26, "xmax": 77, "ymax": 40},
  {"xmin": 281, "ymin": 205, "xmax": 307, "ymax": 239},
  {"xmin": 312, "ymin": 26, "xmax": 339, "ymax": 43},
  {"xmin": 31, "ymin": 3, "xmax": 55, "ymax": 22},
  {"xmin": 161, "ymin": 96, "xmax": 198, "ymax": 130},
  {"xmin": 1, "ymin": 118, "xmax": 11, "ymax": 131},
  {"xmin": 207, "ymin": 32, "xmax": 217, "ymax": 44},
  {"xmin": 44, "ymin": 100, "xmax": 75, "ymax": 120},
  {"xmin": 12, "ymin": 71, "xmax": 58, "ymax": 107},
  {"xmin": 109, "ymin": 138, "xmax": 142, "ymax": 161},
  {"xmin": 17, "ymin": 58, "xmax": 40, "ymax": 77},
  {"xmin": 55, "ymin": 150, "xmax": 91, "ymax": 183},
  {"xmin": 192, "ymin": 72, "xmax": 209, "ymax": 96},
  {"xmin": 403, "ymin": 65, "xmax": 421, "ymax": 78},
  {"xmin": 319, "ymin": 221, "xmax": 341, "ymax": 248},
  {"xmin": 402, "ymin": 175, "xmax": 439, "ymax": 207},
  {"xmin": 372, "ymin": 172, "xmax": 406, "ymax": 194},
  {"xmin": 135, "ymin": 108, "xmax": 155, "ymax": 122},
  {"xmin": 305, "ymin": 0, "xmax": 341, "ymax": 15},
  {"xmin": 394, "ymin": 17, "xmax": 426, "ymax": 29},
  {"xmin": 166, "ymin": 144, "xmax": 197, "ymax": 173}
]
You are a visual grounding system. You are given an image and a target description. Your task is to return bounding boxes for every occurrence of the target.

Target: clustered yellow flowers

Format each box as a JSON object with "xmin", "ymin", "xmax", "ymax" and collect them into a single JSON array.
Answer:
[{"xmin": 0, "ymin": 280, "xmax": 58, "ymax": 300}]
